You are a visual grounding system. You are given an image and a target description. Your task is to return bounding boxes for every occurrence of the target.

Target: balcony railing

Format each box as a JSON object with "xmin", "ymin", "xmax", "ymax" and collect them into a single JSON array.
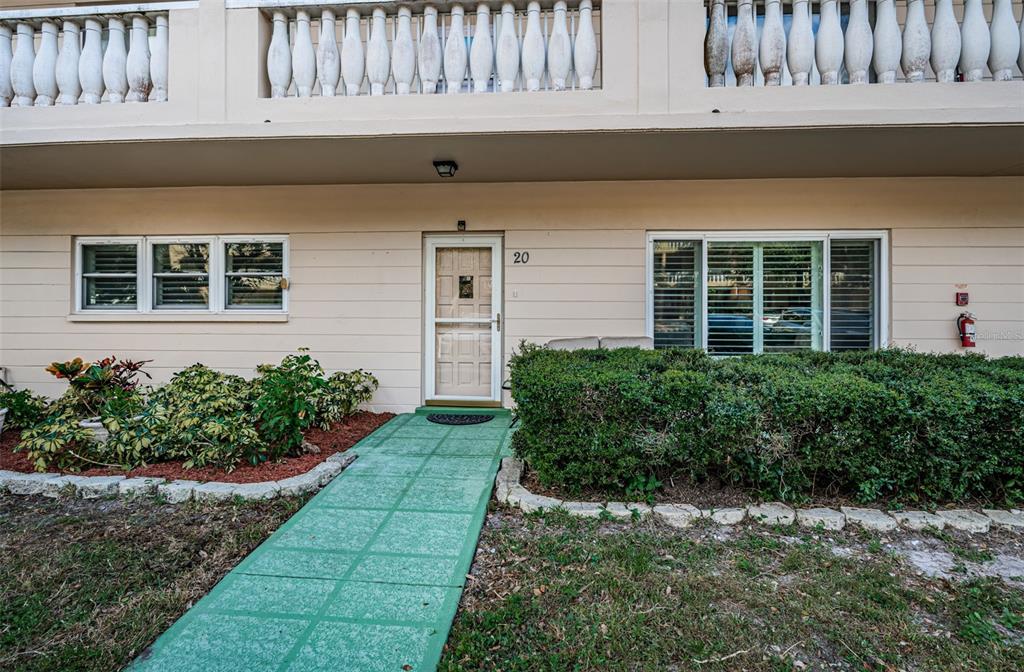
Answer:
[
  {"xmin": 0, "ymin": 2, "xmax": 192, "ymax": 107},
  {"xmin": 242, "ymin": 0, "xmax": 602, "ymax": 98},
  {"xmin": 704, "ymin": 0, "xmax": 1024, "ymax": 87}
]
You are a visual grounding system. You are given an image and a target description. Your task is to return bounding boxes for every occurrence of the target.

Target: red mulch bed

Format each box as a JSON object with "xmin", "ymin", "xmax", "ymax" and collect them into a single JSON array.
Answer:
[{"xmin": 0, "ymin": 411, "xmax": 394, "ymax": 483}]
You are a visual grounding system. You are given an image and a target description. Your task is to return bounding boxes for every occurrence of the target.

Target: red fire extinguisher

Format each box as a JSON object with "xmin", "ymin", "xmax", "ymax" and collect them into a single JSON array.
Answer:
[{"xmin": 957, "ymin": 312, "xmax": 977, "ymax": 348}]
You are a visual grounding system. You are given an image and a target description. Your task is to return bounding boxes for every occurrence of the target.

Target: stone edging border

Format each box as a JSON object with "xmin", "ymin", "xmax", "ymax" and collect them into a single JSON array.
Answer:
[
  {"xmin": 0, "ymin": 452, "xmax": 356, "ymax": 503},
  {"xmin": 494, "ymin": 457, "xmax": 1024, "ymax": 534}
]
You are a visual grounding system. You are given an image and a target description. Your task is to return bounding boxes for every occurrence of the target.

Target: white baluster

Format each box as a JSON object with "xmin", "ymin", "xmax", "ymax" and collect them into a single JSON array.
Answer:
[
  {"xmin": 989, "ymin": 0, "xmax": 1021, "ymax": 81},
  {"xmin": 56, "ymin": 20, "xmax": 82, "ymax": 105},
  {"xmin": 366, "ymin": 7, "xmax": 390, "ymax": 95},
  {"xmin": 79, "ymin": 18, "xmax": 104, "ymax": 103},
  {"xmin": 521, "ymin": 1, "xmax": 545, "ymax": 91},
  {"xmin": 959, "ymin": 0, "xmax": 991, "ymax": 81},
  {"xmin": 392, "ymin": 6, "xmax": 415, "ymax": 95},
  {"xmin": 816, "ymin": 0, "xmax": 844, "ymax": 84},
  {"xmin": 11, "ymin": 23, "xmax": 36, "ymax": 107},
  {"xmin": 872, "ymin": 0, "xmax": 901, "ymax": 83},
  {"xmin": 317, "ymin": 9, "xmax": 341, "ymax": 96},
  {"xmin": 496, "ymin": 2, "xmax": 519, "ymax": 92},
  {"xmin": 33, "ymin": 20, "xmax": 58, "ymax": 106},
  {"xmin": 930, "ymin": 0, "xmax": 961, "ymax": 82},
  {"xmin": 548, "ymin": 1, "xmax": 572, "ymax": 90},
  {"xmin": 732, "ymin": 0, "xmax": 756, "ymax": 87},
  {"xmin": 0, "ymin": 25, "xmax": 12, "ymax": 107},
  {"xmin": 470, "ymin": 4, "xmax": 493, "ymax": 92},
  {"xmin": 419, "ymin": 5, "xmax": 443, "ymax": 93},
  {"xmin": 151, "ymin": 15, "xmax": 169, "ymax": 102},
  {"xmin": 103, "ymin": 17, "xmax": 128, "ymax": 103},
  {"xmin": 292, "ymin": 10, "xmax": 315, "ymax": 97},
  {"xmin": 705, "ymin": 0, "xmax": 728, "ymax": 87},
  {"xmin": 845, "ymin": 0, "xmax": 873, "ymax": 84},
  {"xmin": 901, "ymin": 0, "xmax": 930, "ymax": 82},
  {"xmin": 788, "ymin": 0, "xmax": 814, "ymax": 85},
  {"xmin": 1019, "ymin": 10, "xmax": 1024, "ymax": 76},
  {"xmin": 267, "ymin": 11, "xmax": 291, "ymax": 98},
  {"xmin": 575, "ymin": 0, "xmax": 598, "ymax": 89},
  {"xmin": 444, "ymin": 4, "xmax": 468, "ymax": 93},
  {"xmin": 760, "ymin": 0, "xmax": 786, "ymax": 86},
  {"xmin": 126, "ymin": 15, "xmax": 151, "ymax": 102},
  {"xmin": 341, "ymin": 9, "xmax": 365, "ymax": 95}
]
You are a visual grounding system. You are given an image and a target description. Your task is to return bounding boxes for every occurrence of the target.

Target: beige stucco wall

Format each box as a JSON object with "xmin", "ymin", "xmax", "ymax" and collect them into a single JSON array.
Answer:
[{"xmin": 1, "ymin": 177, "xmax": 1021, "ymax": 412}]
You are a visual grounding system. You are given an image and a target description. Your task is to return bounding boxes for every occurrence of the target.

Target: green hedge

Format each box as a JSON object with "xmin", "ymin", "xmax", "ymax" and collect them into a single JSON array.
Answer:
[{"xmin": 508, "ymin": 346, "xmax": 1024, "ymax": 504}]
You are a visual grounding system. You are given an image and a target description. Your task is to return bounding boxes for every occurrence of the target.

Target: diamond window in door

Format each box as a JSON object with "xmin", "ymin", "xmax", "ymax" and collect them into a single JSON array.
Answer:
[{"xmin": 435, "ymin": 247, "xmax": 492, "ymax": 397}]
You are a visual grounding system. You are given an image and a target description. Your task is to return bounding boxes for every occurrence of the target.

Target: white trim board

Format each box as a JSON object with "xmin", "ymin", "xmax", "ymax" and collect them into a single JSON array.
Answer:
[{"xmin": 0, "ymin": 2, "xmax": 194, "ymax": 20}]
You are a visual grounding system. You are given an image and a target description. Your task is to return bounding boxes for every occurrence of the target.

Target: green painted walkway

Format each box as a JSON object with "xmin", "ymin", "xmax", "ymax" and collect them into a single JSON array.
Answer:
[{"xmin": 130, "ymin": 411, "xmax": 512, "ymax": 672}]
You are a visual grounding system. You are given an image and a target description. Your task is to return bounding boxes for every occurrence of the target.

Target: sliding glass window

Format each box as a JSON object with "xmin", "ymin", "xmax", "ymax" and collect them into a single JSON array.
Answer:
[{"xmin": 650, "ymin": 234, "xmax": 883, "ymax": 354}]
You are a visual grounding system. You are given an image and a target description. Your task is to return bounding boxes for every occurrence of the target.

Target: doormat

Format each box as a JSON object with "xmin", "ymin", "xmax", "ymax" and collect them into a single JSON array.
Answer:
[{"xmin": 427, "ymin": 413, "xmax": 494, "ymax": 426}]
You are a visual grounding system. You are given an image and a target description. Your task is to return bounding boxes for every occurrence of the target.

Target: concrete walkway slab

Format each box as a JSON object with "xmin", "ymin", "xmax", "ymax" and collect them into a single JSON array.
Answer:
[{"xmin": 130, "ymin": 411, "xmax": 510, "ymax": 672}]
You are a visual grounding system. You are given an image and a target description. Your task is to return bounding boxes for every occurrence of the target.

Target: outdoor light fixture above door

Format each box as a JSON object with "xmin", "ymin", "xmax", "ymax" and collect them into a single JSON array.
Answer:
[{"xmin": 433, "ymin": 160, "xmax": 458, "ymax": 178}]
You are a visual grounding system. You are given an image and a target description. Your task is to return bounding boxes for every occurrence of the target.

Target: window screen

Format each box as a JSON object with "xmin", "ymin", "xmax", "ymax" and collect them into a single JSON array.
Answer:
[
  {"xmin": 225, "ymin": 241, "xmax": 284, "ymax": 309},
  {"xmin": 830, "ymin": 239, "xmax": 876, "ymax": 351},
  {"xmin": 152, "ymin": 242, "xmax": 210, "ymax": 309},
  {"xmin": 81, "ymin": 244, "xmax": 138, "ymax": 309},
  {"xmin": 762, "ymin": 242, "xmax": 823, "ymax": 353},
  {"xmin": 652, "ymin": 240, "xmax": 701, "ymax": 349},
  {"xmin": 706, "ymin": 243, "xmax": 755, "ymax": 355}
]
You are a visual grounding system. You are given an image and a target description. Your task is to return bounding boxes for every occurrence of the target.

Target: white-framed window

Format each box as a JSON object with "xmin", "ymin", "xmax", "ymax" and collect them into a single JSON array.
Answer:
[
  {"xmin": 77, "ymin": 237, "xmax": 143, "ymax": 311},
  {"xmin": 646, "ymin": 231, "xmax": 888, "ymax": 354},
  {"xmin": 74, "ymin": 235, "xmax": 289, "ymax": 314}
]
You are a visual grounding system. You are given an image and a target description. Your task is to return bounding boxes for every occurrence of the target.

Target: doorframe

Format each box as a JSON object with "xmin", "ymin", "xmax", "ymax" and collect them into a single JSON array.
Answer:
[{"xmin": 423, "ymin": 234, "xmax": 504, "ymax": 405}]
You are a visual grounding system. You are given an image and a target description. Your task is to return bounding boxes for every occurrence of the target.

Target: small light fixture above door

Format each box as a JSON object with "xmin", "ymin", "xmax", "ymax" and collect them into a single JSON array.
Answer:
[{"xmin": 433, "ymin": 160, "xmax": 458, "ymax": 178}]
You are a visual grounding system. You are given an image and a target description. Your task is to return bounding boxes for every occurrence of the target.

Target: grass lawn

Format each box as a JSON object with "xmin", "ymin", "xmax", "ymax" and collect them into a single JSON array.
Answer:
[
  {"xmin": 441, "ymin": 509, "xmax": 1024, "ymax": 672},
  {"xmin": 0, "ymin": 493, "xmax": 304, "ymax": 672}
]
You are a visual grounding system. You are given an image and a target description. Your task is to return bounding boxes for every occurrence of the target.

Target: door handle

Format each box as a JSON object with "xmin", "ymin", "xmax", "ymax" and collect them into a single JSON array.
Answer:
[{"xmin": 493, "ymin": 313, "xmax": 501, "ymax": 332}]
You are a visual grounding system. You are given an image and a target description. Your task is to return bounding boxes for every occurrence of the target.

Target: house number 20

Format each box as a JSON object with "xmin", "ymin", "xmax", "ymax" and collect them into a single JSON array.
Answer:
[{"xmin": 513, "ymin": 251, "xmax": 530, "ymax": 264}]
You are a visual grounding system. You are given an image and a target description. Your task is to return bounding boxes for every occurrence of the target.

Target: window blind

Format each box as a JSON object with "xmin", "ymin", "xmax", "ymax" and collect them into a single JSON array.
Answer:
[
  {"xmin": 652, "ymin": 240, "xmax": 701, "ymax": 349},
  {"xmin": 706, "ymin": 243, "xmax": 755, "ymax": 355},
  {"xmin": 651, "ymin": 235, "xmax": 878, "ymax": 355},
  {"xmin": 81, "ymin": 244, "xmax": 138, "ymax": 309},
  {"xmin": 225, "ymin": 241, "xmax": 285, "ymax": 309},
  {"xmin": 830, "ymin": 239, "xmax": 876, "ymax": 351},
  {"xmin": 762, "ymin": 242, "xmax": 823, "ymax": 353},
  {"xmin": 152, "ymin": 243, "xmax": 210, "ymax": 309}
]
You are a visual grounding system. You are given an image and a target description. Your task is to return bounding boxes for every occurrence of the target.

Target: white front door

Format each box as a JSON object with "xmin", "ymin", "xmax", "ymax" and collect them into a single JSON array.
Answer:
[{"xmin": 424, "ymin": 235, "xmax": 503, "ymax": 404}]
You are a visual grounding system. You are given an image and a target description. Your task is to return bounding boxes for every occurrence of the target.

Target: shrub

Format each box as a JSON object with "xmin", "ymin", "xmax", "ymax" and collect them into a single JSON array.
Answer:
[
  {"xmin": 44, "ymin": 356, "xmax": 150, "ymax": 418},
  {"xmin": 0, "ymin": 386, "xmax": 49, "ymax": 429},
  {"xmin": 253, "ymin": 352, "xmax": 328, "ymax": 460},
  {"xmin": 15, "ymin": 350, "xmax": 378, "ymax": 472},
  {"xmin": 252, "ymin": 351, "xmax": 378, "ymax": 460},
  {"xmin": 508, "ymin": 344, "xmax": 1024, "ymax": 504},
  {"xmin": 16, "ymin": 404, "xmax": 97, "ymax": 471},
  {"xmin": 318, "ymin": 369, "xmax": 379, "ymax": 424},
  {"xmin": 133, "ymin": 365, "xmax": 258, "ymax": 468},
  {"xmin": 17, "ymin": 357, "xmax": 152, "ymax": 471}
]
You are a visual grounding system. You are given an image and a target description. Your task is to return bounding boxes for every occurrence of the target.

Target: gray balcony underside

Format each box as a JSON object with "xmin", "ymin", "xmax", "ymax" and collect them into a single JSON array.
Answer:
[{"xmin": 2, "ymin": 123, "xmax": 1022, "ymax": 189}]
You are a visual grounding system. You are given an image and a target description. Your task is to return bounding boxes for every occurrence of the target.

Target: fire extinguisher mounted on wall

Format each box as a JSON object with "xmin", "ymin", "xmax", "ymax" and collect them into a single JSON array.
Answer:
[{"xmin": 957, "ymin": 312, "xmax": 977, "ymax": 348}]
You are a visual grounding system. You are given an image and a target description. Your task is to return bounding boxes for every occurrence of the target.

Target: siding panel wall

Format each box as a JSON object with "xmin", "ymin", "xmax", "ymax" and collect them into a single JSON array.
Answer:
[{"xmin": 1, "ymin": 177, "xmax": 1021, "ymax": 412}]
